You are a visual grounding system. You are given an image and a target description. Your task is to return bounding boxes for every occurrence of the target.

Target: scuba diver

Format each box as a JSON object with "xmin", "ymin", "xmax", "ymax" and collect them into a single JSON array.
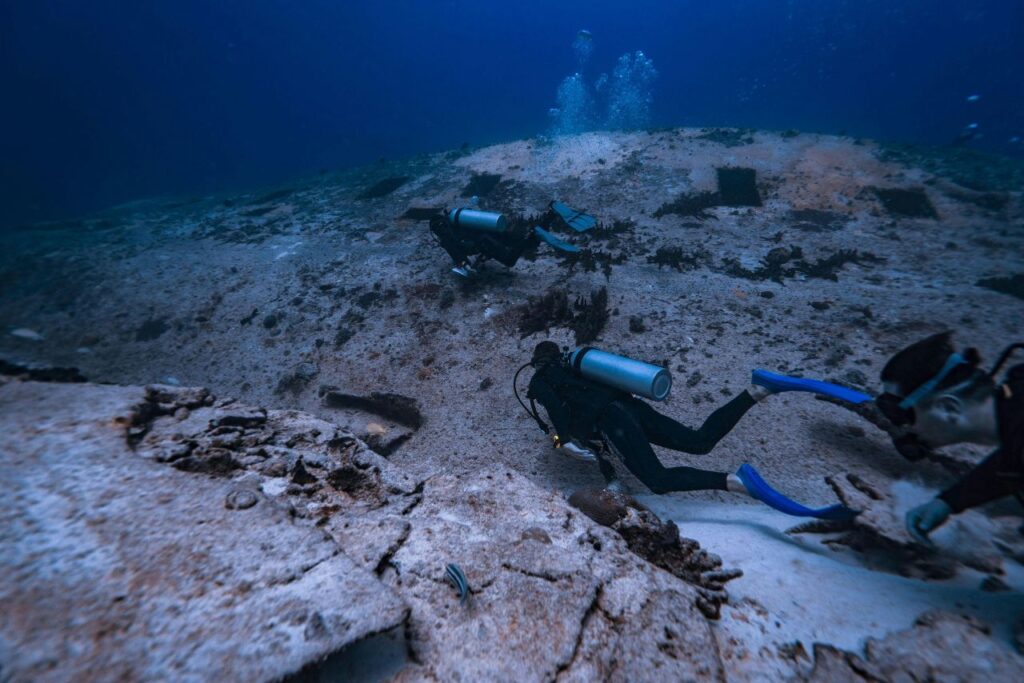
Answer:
[
  {"xmin": 517, "ymin": 341, "xmax": 853, "ymax": 519},
  {"xmin": 875, "ymin": 332, "xmax": 1024, "ymax": 545},
  {"xmin": 430, "ymin": 208, "xmax": 539, "ymax": 278},
  {"xmin": 428, "ymin": 201, "xmax": 594, "ymax": 278}
]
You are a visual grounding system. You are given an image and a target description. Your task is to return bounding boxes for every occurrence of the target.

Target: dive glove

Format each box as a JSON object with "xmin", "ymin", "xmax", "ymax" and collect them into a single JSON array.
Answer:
[
  {"xmin": 905, "ymin": 498, "xmax": 951, "ymax": 546},
  {"xmin": 561, "ymin": 441, "xmax": 598, "ymax": 463}
]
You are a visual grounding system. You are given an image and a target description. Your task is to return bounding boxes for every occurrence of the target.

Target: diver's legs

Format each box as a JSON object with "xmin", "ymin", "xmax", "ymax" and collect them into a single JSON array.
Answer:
[
  {"xmin": 598, "ymin": 401, "xmax": 729, "ymax": 494},
  {"xmin": 632, "ymin": 392, "xmax": 757, "ymax": 455},
  {"xmin": 477, "ymin": 227, "xmax": 536, "ymax": 268}
]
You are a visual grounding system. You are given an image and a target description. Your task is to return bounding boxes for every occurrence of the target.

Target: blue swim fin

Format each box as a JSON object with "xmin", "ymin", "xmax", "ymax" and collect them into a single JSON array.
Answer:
[
  {"xmin": 534, "ymin": 226, "xmax": 581, "ymax": 253},
  {"xmin": 736, "ymin": 464, "xmax": 858, "ymax": 521},
  {"xmin": 752, "ymin": 369, "xmax": 872, "ymax": 405},
  {"xmin": 550, "ymin": 200, "xmax": 597, "ymax": 232}
]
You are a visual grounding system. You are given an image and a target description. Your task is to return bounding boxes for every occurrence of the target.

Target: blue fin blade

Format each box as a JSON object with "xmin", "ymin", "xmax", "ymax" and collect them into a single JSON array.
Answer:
[
  {"xmin": 752, "ymin": 369, "xmax": 872, "ymax": 404},
  {"xmin": 737, "ymin": 464, "xmax": 858, "ymax": 521},
  {"xmin": 550, "ymin": 200, "xmax": 597, "ymax": 232},
  {"xmin": 534, "ymin": 226, "xmax": 581, "ymax": 253}
]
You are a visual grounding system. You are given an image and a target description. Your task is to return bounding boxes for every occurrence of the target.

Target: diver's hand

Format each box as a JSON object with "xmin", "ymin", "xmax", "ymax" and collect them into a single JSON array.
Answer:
[
  {"xmin": 561, "ymin": 441, "xmax": 598, "ymax": 462},
  {"xmin": 905, "ymin": 498, "xmax": 952, "ymax": 546}
]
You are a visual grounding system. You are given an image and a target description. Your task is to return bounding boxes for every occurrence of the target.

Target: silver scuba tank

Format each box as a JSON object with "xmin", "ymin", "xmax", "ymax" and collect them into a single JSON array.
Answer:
[
  {"xmin": 569, "ymin": 347, "xmax": 672, "ymax": 401},
  {"xmin": 448, "ymin": 208, "xmax": 508, "ymax": 233}
]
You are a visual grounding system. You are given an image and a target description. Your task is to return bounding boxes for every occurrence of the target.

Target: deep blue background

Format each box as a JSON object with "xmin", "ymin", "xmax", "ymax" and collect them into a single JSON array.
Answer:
[{"xmin": 2, "ymin": 0, "xmax": 1022, "ymax": 228}]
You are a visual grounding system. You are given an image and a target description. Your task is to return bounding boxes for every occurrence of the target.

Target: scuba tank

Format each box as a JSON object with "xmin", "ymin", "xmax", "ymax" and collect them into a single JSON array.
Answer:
[
  {"xmin": 569, "ymin": 347, "xmax": 672, "ymax": 401},
  {"xmin": 448, "ymin": 208, "xmax": 508, "ymax": 233}
]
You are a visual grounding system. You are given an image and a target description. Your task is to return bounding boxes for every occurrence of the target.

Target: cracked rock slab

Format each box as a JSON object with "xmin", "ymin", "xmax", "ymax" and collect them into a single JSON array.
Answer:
[{"xmin": 0, "ymin": 380, "xmax": 407, "ymax": 683}]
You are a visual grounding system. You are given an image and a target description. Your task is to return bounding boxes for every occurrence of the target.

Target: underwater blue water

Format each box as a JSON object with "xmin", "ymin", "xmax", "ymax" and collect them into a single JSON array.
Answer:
[{"xmin": 1, "ymin": 0, "xmax": 1022, "ymax": 228}]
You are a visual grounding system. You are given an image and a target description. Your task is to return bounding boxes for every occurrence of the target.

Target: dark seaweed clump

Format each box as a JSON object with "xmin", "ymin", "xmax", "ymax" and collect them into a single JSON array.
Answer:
[
  {"xmin": 647, "ymin": 246, "xmax": 710, "ymax": 272},
  {"xmin": 556, "ymin": 249, "xmax": 625, "ymax": 279},
  {"xmin": 872, "ymin": 187, "xmax": 938, "ymax": 219},
  {"xmin": 653, "ymin": 192, "xmax": 719, "ymax": 220},
  {"xmin": 357, "ymin": 176, "xmax": 410, "ymax": 200},
  {"xmin": 517, "ymin": 287, "xmax": 609, "ymax": 345},
  {"xmin": 249, "ymin": 188, "xmax": 294, "ymax": 205},
  {"xmin": 976, "ymin": 273, "xmax": 1024, "ymax": 301},
  {"xmin": 461, "ymin": 173, "xmax": 502, "ymax": 197},
  {"xmin": 721, "ymin": 246, "xmax": 884, "ymax": 283}
]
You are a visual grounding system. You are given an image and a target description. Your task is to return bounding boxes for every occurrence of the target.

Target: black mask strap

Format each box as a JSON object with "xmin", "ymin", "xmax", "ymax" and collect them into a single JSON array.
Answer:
[{"xmin": 989, "ymin": 343, "xmax": 1024, "ymax": 379}]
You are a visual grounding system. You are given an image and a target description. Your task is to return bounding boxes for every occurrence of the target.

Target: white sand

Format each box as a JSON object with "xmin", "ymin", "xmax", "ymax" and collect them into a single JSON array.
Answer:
[{"xmin": 641, "ymin": 491, "xmax": 1024, "ymax": 657}]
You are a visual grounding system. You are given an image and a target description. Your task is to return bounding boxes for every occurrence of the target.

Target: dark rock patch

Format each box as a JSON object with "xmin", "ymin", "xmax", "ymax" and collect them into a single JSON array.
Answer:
[
  {"xmin": 242, "ymin": 206, "xmax": 277, "ymax": 218},
  {"xmin": 322, "ymin": 391, "xmax": 424, "ymax": 430},
  {"xmin": 872, "ymin": 187, "xmax": 938, "ymax": 219},
  {"xmin": 0, "ymin": 360, "xmax": 87, "ymax": 383},
  {"xmin": 400, "ymin": 206, "xmax": 442, "ymax": 221},
  {"xmin": 461, "ymin": 173, "xmax": 503, "ymax": 197},
  {"xmin": 716, "ymin": 167, "xmax": 762, "ymax": 207},
  {"xmin": 790, "ymin": 209, "xmax": 845, "ymax": 232},
  {"xmin": 695, "ymin": 128, "xmax": 755, "ymax": 147},
  {"xmin": 135, "ymin": 318, "xmax": 170, "ymax": 342},
  {"xmin": 357, "ymin": 176, "xmax": 410, "ymax": 200},
  {"xmin": 653, "ymin": 191, "xmax": 719, "ymax": 220},
  {"xmin": 976, "ymin": 273, "xmax": 1024, "ymax": 301},
  {"xmin": 249, "ymin": 188, "xmax": 294, "ymax": 204}
]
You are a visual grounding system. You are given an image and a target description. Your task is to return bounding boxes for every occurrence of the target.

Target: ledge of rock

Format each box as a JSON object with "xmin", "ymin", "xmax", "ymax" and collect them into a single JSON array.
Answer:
[{"xmin": 0, "ymin": 377, "xmax": 736, "ymax": 681}]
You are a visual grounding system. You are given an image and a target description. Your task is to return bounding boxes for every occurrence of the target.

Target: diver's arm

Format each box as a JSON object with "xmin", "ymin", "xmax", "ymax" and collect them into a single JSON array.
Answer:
[
  {"xmin": 429, "ymin": 216, "xmax": 471, "ymax": 265},
  {"xmin": 526, "ymin": 375, "xmax": 574, "ymax": 447},
  {"xmin": 938, "ymin": 446, "xmax": 1023, "ymax": 513}
]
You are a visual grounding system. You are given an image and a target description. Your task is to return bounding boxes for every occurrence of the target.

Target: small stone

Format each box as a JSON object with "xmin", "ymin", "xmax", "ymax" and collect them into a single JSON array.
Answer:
[
  {"xmin": 521, "ymin": 527, "xmax": 552, "ymax": 544},
  {"xmin": 225, "ymin": 489, "xmax": 258, "ymax": 510},
  {"xmin": 980, "ymin": 575, "xmax": 1010, "ymax": 592}
]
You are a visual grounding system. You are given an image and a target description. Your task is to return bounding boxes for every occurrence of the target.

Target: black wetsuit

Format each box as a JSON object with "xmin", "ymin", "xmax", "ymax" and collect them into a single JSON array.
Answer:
[
  {"xmin": 429, "ymin": 214, "xmax": 536, "ymax": 268},
  {"xmin": 526, "ymin": 359, "xmax": 757, "ymax": 493},
  {"xmin": 939, "ymin": 364, "xmax": 1024, "ymax": 513}
]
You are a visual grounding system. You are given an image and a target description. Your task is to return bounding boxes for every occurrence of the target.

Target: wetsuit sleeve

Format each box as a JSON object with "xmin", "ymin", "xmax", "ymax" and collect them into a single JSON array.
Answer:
[
  {"xmin": 527, "ymin": 373, "xmax": 574, "ymax": 443},
  {"xmin": 429, "ymin": 216, "xmax": 470, "ymax": 265},
  {"xmin": 938, "ymin": 445, "xmax": 1024, "ymax": 513}
]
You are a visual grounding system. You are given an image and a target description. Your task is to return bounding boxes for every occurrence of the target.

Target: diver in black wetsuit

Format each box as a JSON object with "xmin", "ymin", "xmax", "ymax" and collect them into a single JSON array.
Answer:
[
  {"xmin": 429, "ymin": 208, "xmax": 539, "ymax": 277},
  {"xmin": 524, "ymin": 341, "xmax": 772, "ymax": 495},
  {"xmin": 876, "ymin": 332, "xmax": 1024, "ymax": 544}
]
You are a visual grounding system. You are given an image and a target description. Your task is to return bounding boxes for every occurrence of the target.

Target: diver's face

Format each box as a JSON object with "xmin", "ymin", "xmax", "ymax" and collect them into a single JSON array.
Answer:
[{"xmin": 908, "ymin": 393, "xmax": 998, "ymax": 448}]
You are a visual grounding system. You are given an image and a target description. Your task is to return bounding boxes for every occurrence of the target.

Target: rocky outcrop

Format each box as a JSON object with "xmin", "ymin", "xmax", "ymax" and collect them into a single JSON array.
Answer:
[
  {"xmin": 788, "ymin": 472, "xmax": 1020, "ymax": 580},
  {"xmin": 0, "ymin": 378, "xmax": 738, "ymax": 682},
  {"xmin": 568, "ymin": 487, "xmax": 742, "ymax": 619},
  {"xmin": 804, "ymin": 611, "xmax": 1024, "ymax": 682}
]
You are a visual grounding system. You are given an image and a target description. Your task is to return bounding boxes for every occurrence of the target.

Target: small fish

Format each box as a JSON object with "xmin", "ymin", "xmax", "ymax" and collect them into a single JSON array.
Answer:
[
  {"xmin": 445, "ymin": 563, "xmax": 469, "ymax": 603},
  {"xmin": 577, "ymin": 29, "xmax": 593, "ymax": 41},
  {"xmin": 9, "ymin": 328, "xmax": 44, "ymax": 341},
  {"xmin": 967, "ymin": 122, "xmax": 979, "ymax": 130},
  {"xmin": 1010, "ymin": 136, "xmax": 1021, "ymax": 144},
  {"xmin": 966, "ymin": 94, "xmax": 980, "ymax": 103}
]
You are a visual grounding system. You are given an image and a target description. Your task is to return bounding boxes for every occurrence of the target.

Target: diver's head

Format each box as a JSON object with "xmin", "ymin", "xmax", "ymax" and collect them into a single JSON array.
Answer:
[
  {"xmin": 532, "ymin": 340, "xmax": 562, "ymax": 365},
  {"xmin": 877, "ymin": 332, "xmax": 997, "ymax": 447}
]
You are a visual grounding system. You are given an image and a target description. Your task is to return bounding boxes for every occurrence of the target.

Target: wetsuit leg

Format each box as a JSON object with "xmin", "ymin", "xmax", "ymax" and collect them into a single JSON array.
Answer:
[
  {"xmin": 477, "ymin": 228, "xmax": 536, "ymax": 268},
  {"xmin": 598, "ymin": 401, "xmax": 729, "ymax": 494},
  {"xmin": 631, "ymin": 392, "xmax": 756, "ymax": 455}
]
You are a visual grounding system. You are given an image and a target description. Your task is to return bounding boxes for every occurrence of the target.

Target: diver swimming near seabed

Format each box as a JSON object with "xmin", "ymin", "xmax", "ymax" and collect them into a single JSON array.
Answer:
[
  {"xmin": 428, "ymin": 200, "xmax": 594, "ymax": 278},
  {"xmin": 517, "ymin": 341, "xmax": 853, "ymax": 520},
  {"xmin": 874, "ymin": 333, "xmax": 1024, "ymax": 545}
]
